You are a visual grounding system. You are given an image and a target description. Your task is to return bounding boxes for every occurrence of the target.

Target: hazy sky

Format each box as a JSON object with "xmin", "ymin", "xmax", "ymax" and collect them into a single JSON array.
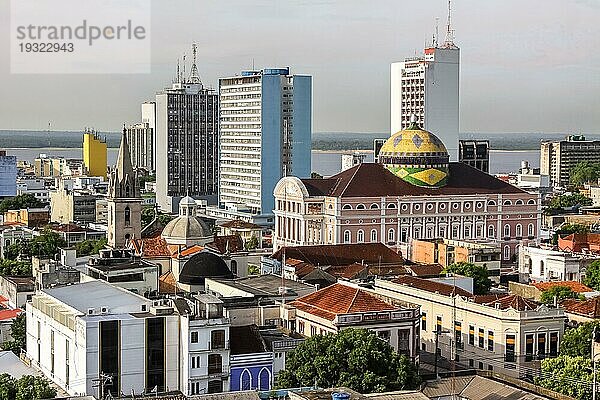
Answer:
[{"xmin": 0, "ymin": 0, "xmax": 599, "ymax": 134}]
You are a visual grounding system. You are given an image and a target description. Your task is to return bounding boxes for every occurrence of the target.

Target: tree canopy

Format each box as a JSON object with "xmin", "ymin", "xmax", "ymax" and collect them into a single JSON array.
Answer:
[
  {"xmin": 5, "ymin": 229, "xmax": 66, "ymax": 260},
  {"xmin": 1, "ymin": 314, "xmax": 26, "ymax": 355},
  {"xmin": 0, "ymin": 260, "xmax": 31, "ymax": 276},
  {"xmin": 539, "ymin": 285, "xmax": 582, "ymax": 305},
  {"xmin": 441, "ymin": 262, "xmax": 492, "ymax": 295},
  {"xmin": 0, "ymin": 374, "xmax": 56, "ymax": 400},
  {"xmin": 545, "ymin": 193, "xmax": 592, "ymax": 215},
  {"xmin": 570, "ymin": 161, "xmax": 600, "ymax": 187},
  {"xmin": 74, "ymin": 238, "xmax": 107, "ymax": 256},
  {"xmin": 275, "ymin": 328, "xmax": 420, "ymax": 393},
  {"xmin": 583, "ymin": 260, "xmax": 600, "ymax": 291},
  {"xmin": 0, "ymin": 194, "xmax": 44, "ymax": 214},
  {"xmin": 559, "ymin": 320, "xmax": 600, "ymax": 358},
  {"xmin": 141, "ymin": 207, "xmax": 174, "ymax": 228},
  {"xmin": 535, "ymin": 355, "xmax": 592, "ymax": 400}
]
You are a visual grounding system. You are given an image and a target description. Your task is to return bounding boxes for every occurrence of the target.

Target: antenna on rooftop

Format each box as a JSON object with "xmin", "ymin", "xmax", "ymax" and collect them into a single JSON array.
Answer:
[
  {"xmin": 182, "ymin": 54, "xmax": 187, "ymax": 83},
  {"xmin": 190, "ymin": 43, "xmax": 201, "ymax": 84},
  {"xmin": 176, "ymin": 58, "xmax": 180, "ymax": 83},
  {"xmin": 444, "ymin": 0, "xmax": 455, "ymax": 46},
  {"xmin": 434, "ymin": 17, "xmax": 440, "ymax": 47}
]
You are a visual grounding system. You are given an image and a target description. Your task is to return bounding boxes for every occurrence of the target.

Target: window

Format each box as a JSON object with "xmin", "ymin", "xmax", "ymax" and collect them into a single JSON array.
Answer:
[
  {"xmin": 387, "ymin": 203, "xmax": 396, "ymax": 209},
  {"xmin": 50, "ymin": 330, "xmax": 55, "ymax": 375},
  {"xmin": 515, "ymin": 224, "xmax": 522, "ymax": 238},
  {"xmin": 527, "ymin": 199, "xmax": 536, "ymax": 205},
  {"xmin": 505, "ymin": 334, "xmax": 516, "ymax": 362},
  {"xmin": 356, "ymin": 204, "xmax": 366, "ymax": 210},
  {"xmin": 488, "ymin": 200, "xmax": 496, "ymax": 206},
  {"xmin": 503, "ymin": 224, "xmax": 510, "ymax": 238},
  {"xmin": 488, "ymin": 225, "xmax": 495, "ymax": 238},
  {"xmin": 503, "ymin": 245, "xmax": 510, "ymax": 260},
  {"xmin": 124, "ymin": 206, "xmax": 131, "ymax": 226},
  {"xmin": 387, "ymin": 228, "xmax": 395, "ymax": 243},
  {"xmin": 528, "ymin": 223, "xmax": 534, "ymax": 237},
  {"xmin": 343, "ymin": 230, "xmax": 351, "ymax": 243},
  {"xmin": 208, "ymin": 354, "xmax": 222, "ymax": 374},
  {"xmin": 208, "ymin": 380, "xmax": 223, "ymax": 394},
  {"xmin": 421, "ymin": 313, "xmax": 427, "ymax": 331},
  {"xmin": 211, "ymin": 330, "xmax": 226, "ymax": 349},
  {"xmin": 538, "ymin": 333, "xmax": 546, "ymax": 360},
  {"xmin": 525, "ymin": 334, "xmax": 534, "ymax": 361},
  {"xmin": 342, "ymin": 204, "xmax": 352, "ymax": 210},
  {"xmin": 398, "ymin": 329, "xmax": 410, "ymax": 356},
  {"xmin": 515, "ymin": 199, "xmax": 524, "ymax": 205},
  {"xmin": 469, "ymin": 325, "xmax": 475, "ymax": 346},
  {"xmin": 436, "ymin": 316, "xmax": 442, "ymax": 333},
  {"xmin": 488, "ymin": 331, "xmax": 494, "ymax": 351},
  {"xmin": 298, "ymin": 321, "xmax": 305, "ymax": 334},
  {"xmin": 370, "ymin": 229, "xmax": 377, "ymax": 242},
  {"xmin": 503, "ymin": 200, "xmax": 512, "ymax": 205},
  {"xmin": 540, "ymin": 260, "xmax": 545, "ymax": 275},
  {"xmin": 370, "ymin": 203, "xmax": 379, "ymax": 209},
  {"xmin": 191, "ymin": 331, "xmax": 198, "ymax": 343},
  {"xmin": 65, "ymin": 340, "xmax": 70, "ymax": 386},
  {"xmin": 310, "ymin": 326, "xmax": 317, "ymax": 336},
  {"xmin": 191, "ymin": 356, "xmax": 196, "ymax": 369},
  {"xmin": 478, "ymin": 328, "xmax": 484, "ymax": 348},
  {"xmin": 550, "ymin": 332, "xmax": 558, "ymax": 357},
  {"xmin": 377, "ymin": 330, "xmax": 391, "ymax": 343},
  {"xmin": 455, "ymin": 321, "xmax": 462, "ymax": 348},
  {"xmin": 357, "ymin": 230, "xmax": 364, "ymax": 243},
  {"xmin": 241, "ymin": 370, "xmax": 251, "ymax": 391}
]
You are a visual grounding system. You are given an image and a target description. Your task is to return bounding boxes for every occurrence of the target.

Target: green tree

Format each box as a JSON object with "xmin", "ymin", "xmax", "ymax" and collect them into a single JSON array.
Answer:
[
  {"xmin": 15, "ymin": 375, "xmax": 56, "ymax": 400},
  {"xmin": 545, "ymin": 193, "xmax": 592, "ymax": 215},
  {"xmin": 74, "ymin": 238, "xmax": 107, "ymax": 256},
  {"xmin": 14, "ymin": 229, "xmax": 67, "ymax": 259},
  {"xmin": 441, "ymin": 262, "xmax": 492, "ymax": 295},
  {"xmin": 535, "ymin": 355, "xmax": 592, "ymax": 400},
  {"xmin": 247, "ymin": 263, "xmax": 260, "ymax": 275},
  {"xmin": 1, "ymin": 314, "xmax": 26, "ymax": 355},
  {"xmin": 0, "ymin": 373, "xmax": 16, "ymax": 400},
  {"xmin": 275, "ymin": 329, "xmax": 420, "ymax": 393},
  {"xmin": 0, "ymin": 260, "xmax": 31, "ymax": 276},
  {"xmin": 245, "ymin": 235, "xmax": 259, "ymax": 250},
  {"xmin": 559, "ymin": 320, "xmax": 600, "ymax": 358},
  {"xmin": 570, "ymin": 161, "xmax": 600, "ymax": 187},
  {"xmin": 0, "ymin": 194, "xmax": 44, "ymax": 214},
  {"xmin": 583, "ymin": 260, "xmax": 600, "ymax": 291},
  {"xmin": 539, "ymin": 285, "xmax": 582, "ymax": 305},
  {"xmin": 141, "ymin": 207, "xmax": 174, "ymax": 229}
]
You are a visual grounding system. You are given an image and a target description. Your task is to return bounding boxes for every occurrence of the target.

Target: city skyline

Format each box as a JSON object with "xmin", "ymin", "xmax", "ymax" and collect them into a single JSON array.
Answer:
[{"xmin": 0, "ymin": 0, "xmax": 599, "ymax": 134}]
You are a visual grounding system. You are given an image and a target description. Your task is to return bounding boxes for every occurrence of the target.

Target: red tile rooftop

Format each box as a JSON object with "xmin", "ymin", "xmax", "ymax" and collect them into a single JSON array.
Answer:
[
  {"xmin": 0, "ymin": 308, "xmax": 21, "ymax": 321},
  {"xmin": 532, "ymin": 281, "xmax": 594, "ymax": 293},
  {"xmin": 273, "ymin": 242, "xmax": 403, "ymax": 267},
  {"xmin": 561, "ymin": 297, "xmax": 600, "ymax": 318},
  {"xmin": 477, "ymin": 294, "xmax": 539, "ymax": 311},
  {"xmin": 290, "ymin": 283, "xmax": 396, "ymax": 321},
  {"xmin": 392, "ymin": 275, "xmax": 472, "ymax": 297}
]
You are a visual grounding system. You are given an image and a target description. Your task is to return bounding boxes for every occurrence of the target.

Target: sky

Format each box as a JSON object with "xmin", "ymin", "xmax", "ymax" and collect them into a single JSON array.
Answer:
[{"xmin": 0, "ymin": 0, "xmax": 599, "ymax": 134}]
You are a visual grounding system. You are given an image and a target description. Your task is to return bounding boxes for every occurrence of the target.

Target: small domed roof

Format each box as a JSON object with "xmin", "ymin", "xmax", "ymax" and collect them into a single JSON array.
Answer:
[
  {"xmin": 180, "ymin": 196, "xmax": 196, "ymax": 206},
  {"xmin": 162, "ymin": 216, "xmax": 211, "ymax": 242},
  {"xmin": 379, "ymin": 123, "xmax": 448, "ymax": 157},
  {"xmin": 179, "ymin": 252, "xmax": 233, "ymax": 285}
]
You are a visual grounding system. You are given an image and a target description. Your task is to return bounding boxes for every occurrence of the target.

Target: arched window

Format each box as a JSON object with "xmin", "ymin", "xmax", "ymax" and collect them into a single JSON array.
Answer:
[
  {"xmin": 413, "ymin": 226, "xmax": 421, "ymax": 239},
  {"xmin": 527, "ymin": 258, "xmax": 533, "ymax": 274},
  {"xmin": 344, "ymin": 230, "xmax": 351, "ymax": 243},
  {"xmin": 540, "ymin": 260, "xmax": 545, "ymax": 275},
  {"xmin": 240, "ymin": 369, "xmax": 251, "ymax": 391},
  {"xmin": 125, "ymin": 184, "xmax": 130, "ymax": 197},
  {"xmin": 387, "ymin": 203, "xmax": 396, "ymax": 209},
  {"xmin": 230, "ymin": 260, "xmax": 238, "ymax": 276},
  {"xmin": 488, "ymin": 200, "xmax": 496, "ymax": 206},
  {"xmin": 387, "ymin": 228, "xmax": 395, "ymax": 243},
  {"xmin": 124, "ymin": 206, "xmax": 131, "ymax": 226},
  {"xmin": 503, "ymin": 224, "xmax": 511, "ymax": 238},
  {"xmin": 4, "ymin": 239, "xmax": 10, "ymax": 247},
  {"xmin": 342, "ymin": 204, "xmax": 352, "ymax": 210},
  {"xmin": 258, "ymin": 368, "xmax": 271, "ymax": 390},
  {"xmin": 488, "ymin": 225, "xmax": 495, "ymax": 238},
  {"xmin": 452, "ymin": 225, "xmax": 460, "ymax": 239},
  {"xmin": 503, "ymin": 200, "xmax": 512, "ymax": 205},
  {"xmin": 504, "ymin": 245, "xmax": 510, "ymax": 260},
  {"xmin": 515, "ymin": 224, "xmax": 523, "ymax": 238},
  {"xmin": 370, "ymin": 203, "xmax": 379, "ymax": 209},
  {"xmin": 370, "ymin": 229, "xmax": 377, "ymax": 242},
  {"xmin": 527, "ymin": 199, "xmax": 536, "ymax": 205},
  {"xmin": 528, "ymin": 223, "xmax": 534, "ymax": 237},
  {"xmin": 356, "ymin": 204, "xmax": 366, "ymax": 210},
  {"xmin": 357, "ymin": 230, "xmax": 364, "ymax": 243},
  {"xmin": 515, "ymin": 199, "xmax": 524, "ymax": 205}
]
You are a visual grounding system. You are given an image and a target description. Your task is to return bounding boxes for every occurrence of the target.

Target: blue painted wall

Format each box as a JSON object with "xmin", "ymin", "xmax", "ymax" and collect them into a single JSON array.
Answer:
[
  {"xmin": 230, "ymin": 364, "xmax": 273, "ymax": 391},
  {"xmin": 260, "ymin": 74, "xmax": 283, "ymax": 215}
]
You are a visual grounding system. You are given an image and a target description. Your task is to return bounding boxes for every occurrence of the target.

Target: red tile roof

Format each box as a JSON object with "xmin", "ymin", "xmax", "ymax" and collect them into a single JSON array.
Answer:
[
  {"xmin": 392, "ymin": 275, "xmax": 473, "ymax": 297},
  {"xmin": 0, "ymin": 295, "xmax": 8, "ymax": 303},
  {"xmin": 205, "ymin": 235, "xmax": 245, "ymax": 254},
  {"xmin": 136, "ymin": 236, "xmax": 171, "ymax": 258},
  {"xmin": 158, "ymin": 270, "xmax": 177, "ymax": 294},
  {"xmin": 176, "ymin": 245, "xmax": 204, "ymax": 258},
  {"xmin": 532, "ymin": 281, "xmax": 594, "ymax": 293},
  {"xmin": 478, "ymin": 294, "xmax": 539, "ymax": 311},
  {"xmin": 326, "ymin": 263, "xmax": 368, "ymax": 279},
  {"xmin": 0, "ymin": 308, "xmax": 21, "ymax": 321},
  {"xmin": 291, "ymin": 283, "xmax": 396, "ymax": 321},
  {"xmin": 561, "ymin": 297, "xmax": 600, "ymax": 318},
  {"xmin": 301, "ymin": 163, "xmax": 525, "ymax": 198},
  {"xmin": 220, "ymin": 220, "xmax": 262, "ymax": 230},
  {"xmin": 273, "ymin": 243, "xmax": 403, "ymax": 267},
  {"xmin": 405, "ymin": 264, "xmax": 444, "ymax": 277}
]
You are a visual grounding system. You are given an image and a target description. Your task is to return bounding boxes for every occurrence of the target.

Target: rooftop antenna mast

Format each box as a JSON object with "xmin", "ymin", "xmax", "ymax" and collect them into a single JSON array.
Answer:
[
  {"xmin": 182, "ymin": 54, "xmax": 187, "ymax": 83},
  {"xmin": 434, "ymin": 17, "xmax": 440, "ymax": 47},
  {"xmin": 176, "ymin": 58, "xmax": 180, "ymax": 83},
  {"xmin": 190, "ymin": 43, "xmax": 201, "ymax": 84},
  {"xmin": 444, "ymin": 0, "xmax": 455, "ymax": 46}
]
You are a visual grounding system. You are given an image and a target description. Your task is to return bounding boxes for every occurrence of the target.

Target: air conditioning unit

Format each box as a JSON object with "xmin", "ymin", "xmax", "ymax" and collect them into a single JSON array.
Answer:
[
  {"xmin": 87, "ymin": 308, "xmax": 95, "ymax": 315},
  {"xmin": 101, "ymin": 307, "xmax": 108, "ymax": 314},
  {"xmin": 150, "ymin": 306, "xmax": 174, "ymax": 316},
  {"xmin": 141, "ymin": 304, "xmax": 148, "ymax": 312}
]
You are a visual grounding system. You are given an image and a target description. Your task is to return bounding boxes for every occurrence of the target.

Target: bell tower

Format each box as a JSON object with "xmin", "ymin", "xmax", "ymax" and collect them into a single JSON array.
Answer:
[{"xmin": 107, "ymin": 127, "xmax": 142, "ymax": 248}]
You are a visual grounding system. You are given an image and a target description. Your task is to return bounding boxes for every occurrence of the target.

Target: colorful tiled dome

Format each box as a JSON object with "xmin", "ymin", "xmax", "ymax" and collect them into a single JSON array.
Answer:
[{"xmin": 379, "ymin": 119, "xmax": 449, "ymax": 187}]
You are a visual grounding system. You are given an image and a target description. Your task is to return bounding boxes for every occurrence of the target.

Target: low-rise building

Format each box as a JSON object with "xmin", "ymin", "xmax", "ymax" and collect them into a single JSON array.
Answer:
[
  {"xmin": 50, "ymin": 180, "xmax": 99, "ymax": 224},
  {"xmin": 32, "ymin": 256, "xmax": 80, "ymax": 290},
  {"xmin": 0, "ymin": 295, "xmax": 21, "ymax": 344},
  {"xmin": 16, "ymin": 178, "xmax": 49, "ymax": 203},
  {"xmin": 411, "ymin": 238, "xmax": 501, "ymax": 275},
  {"xmin": 219, "ymin": 220, "xmax": 263, "ymax": 249},
  {"xmin": 0, "ymin": 225, "xmax": 34, "ymax": 259},
  {"xmin": 0, "ymin": 275, "xmax": 35, "ymax": 308},
  {"xmin": 281, "ymin": 282, "xmax": 420, "ymax": 360},
  {"xmin": 3, "ymin": 208, "xmax": 49, "ymax": 228},
  {"xmin": 509, "ymin": 280, "xmax": 597, "ymax": 302},
  {"xmin": 519, "ymin": 245, "xmax": 588, "ymax": 282},
  {"xmin": 49, "ymin": 223, "xmax": 106, "ymax": 246},
  {"xmin": 372, "ymin": 276, "xmax": 566, "ymax": 377},
  {"xmin": 26, "ymin": 280, "xmax": 180, "ymax": 397},
  {"xmin": 561, "ymin": 297, "xmax": 600, "ymax": 325}
]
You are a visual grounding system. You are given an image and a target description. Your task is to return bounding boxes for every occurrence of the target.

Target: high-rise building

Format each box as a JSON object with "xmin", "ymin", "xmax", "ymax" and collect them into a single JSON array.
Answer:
[
  {"xmin": 390, "ymin": 6, "xmax": 459, "ymax": 156},
  {"xmin": 155, "ymin": 58, "xmax": 219, "ymax": 213},
  {"xmin": 218, "ymin": 67, "xmax": 312, "ymax": 217},
  {"xmin": 459, "ymin": 139, "xmax": 489, "ymax": 173},
  {"xmin": 541, "ymin": 135, "xmax": 600, "ymax": 187},
  {"xmin": 0, "ymin": 150, "xmax": 17, "ymax": 198},
  {"xmin": 125, "ymin": 122, "xmax": 154, "ymax": 173},
  {"xmin": 82, "ymin": 129, "xmax": 107, "ymax": 179},
  {"xmin": 107, "ymin": 130, "xmax": 142, "ymax": 248}
]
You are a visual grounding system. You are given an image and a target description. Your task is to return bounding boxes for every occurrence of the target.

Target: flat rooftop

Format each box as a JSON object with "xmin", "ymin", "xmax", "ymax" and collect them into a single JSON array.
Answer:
[
  {"xmin": 210, "ymin": 274, "xmax": 316, "ymax": 298},
  {"xmin": 42, "ymin": 280, "xmax": 151, "ymax": 313}
]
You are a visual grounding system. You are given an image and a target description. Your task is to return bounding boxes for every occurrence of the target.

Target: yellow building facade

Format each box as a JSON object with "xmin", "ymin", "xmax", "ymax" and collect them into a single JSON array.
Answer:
[{"xmin": 83, "ymin": 131, "xmax": 107, "ymax": 179}]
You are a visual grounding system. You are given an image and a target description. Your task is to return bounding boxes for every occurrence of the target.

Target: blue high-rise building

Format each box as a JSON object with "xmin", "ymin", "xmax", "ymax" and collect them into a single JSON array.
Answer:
[
  {"xmin": 0, "ymin": 151, "xmax": 17, "ymax": 198},
  {"xmin": 218, "ymin": 68, "xmax": 312, "ymax": 219}
]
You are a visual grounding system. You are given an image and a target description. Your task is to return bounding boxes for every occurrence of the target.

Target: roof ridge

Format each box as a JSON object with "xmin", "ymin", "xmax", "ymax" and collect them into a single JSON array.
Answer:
[
  {"xmin": 337, "ymin": 164, "xmax": 363, "ymax": 197},
  {"xmin": 346, "ymin": 286, "xmax": 361, "ymax": 313}
]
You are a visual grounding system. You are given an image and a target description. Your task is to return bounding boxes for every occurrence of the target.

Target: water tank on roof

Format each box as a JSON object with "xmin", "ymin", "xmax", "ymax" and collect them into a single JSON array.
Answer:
[{"xmin": 332, "ymin": 393, "xmax": 351, "ymax": 400}]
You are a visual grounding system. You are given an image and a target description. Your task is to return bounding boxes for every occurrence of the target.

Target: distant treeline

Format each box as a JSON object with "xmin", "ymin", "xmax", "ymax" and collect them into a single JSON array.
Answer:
[{"xmin": 2, "ymin": 130, "xmax": 600, "ymax": 151}]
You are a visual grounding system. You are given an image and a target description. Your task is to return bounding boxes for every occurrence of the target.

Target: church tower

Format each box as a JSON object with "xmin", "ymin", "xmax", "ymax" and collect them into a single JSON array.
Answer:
[{"xmin": 107, "ymin": 128, "xmax": 142, "ymax": 248}]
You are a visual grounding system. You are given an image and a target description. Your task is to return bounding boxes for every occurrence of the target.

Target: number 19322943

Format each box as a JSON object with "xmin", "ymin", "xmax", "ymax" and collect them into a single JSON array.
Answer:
[{"xmin": 19, "ymin": 42, "xmax": 74, "ymax": 52}]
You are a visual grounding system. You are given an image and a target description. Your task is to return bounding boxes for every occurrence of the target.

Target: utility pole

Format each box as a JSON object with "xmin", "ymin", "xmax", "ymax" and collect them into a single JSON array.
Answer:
[{"xmin": 434, "ymin": 329, "xmax": 440, "ymax": 377}]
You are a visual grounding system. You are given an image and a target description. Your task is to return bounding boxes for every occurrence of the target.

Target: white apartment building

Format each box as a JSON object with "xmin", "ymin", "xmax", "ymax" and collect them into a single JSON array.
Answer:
[
  {"xmin": 519, "ymin": 245, "xmax": 582, "ymax": 282},
  {"xmin": 372, "ymin": 276, "xmax": 566, "ymax": 378},
  {"xmin": 218, "ymin": 68, "xmax": 312, "ymax": 218},
  {"xmin": 175, "ymin": 294, "xmax": 230, "ymax": 395},
  {"xmin": 26, "ymin": 280, "xmax": 180, "ymax": 397},
  {"xmin": 391, "ymin": 43, "xmax": 459, "ymax": 156},
  {"xmin": 16, "ymin": 178, "xmax": 49, "ymax": 203},
  {"xmin": 541, "ymin": 135, "xmax": 600, "ymax": 187}
]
